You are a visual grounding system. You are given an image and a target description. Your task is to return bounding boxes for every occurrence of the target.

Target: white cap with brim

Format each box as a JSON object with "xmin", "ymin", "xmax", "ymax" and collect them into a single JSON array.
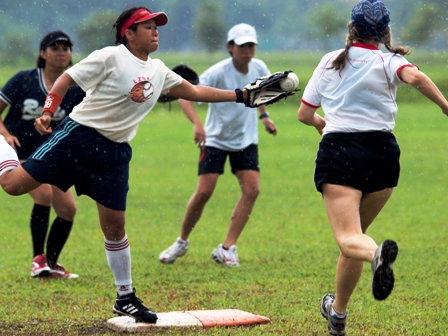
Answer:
[{"xmin": 227, "ymin": 23, "xmax": 258, "ymax": 45}]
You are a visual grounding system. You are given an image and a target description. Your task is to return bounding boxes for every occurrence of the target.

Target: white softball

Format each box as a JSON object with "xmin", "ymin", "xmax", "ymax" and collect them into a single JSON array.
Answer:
[{"xmin": 279, "ymin": 72, "xmax": 299, "ymax": 92}]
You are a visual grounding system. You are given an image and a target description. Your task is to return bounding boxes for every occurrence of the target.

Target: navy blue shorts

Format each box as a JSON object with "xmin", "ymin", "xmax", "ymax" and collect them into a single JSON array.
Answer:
[
  {"xmin": 22, "ymin": 117, "xmax": 131, "ymax": 211},
  {"xmin": 314, "ymin": 132, "xmax": 400, "ymax": 194},
  {"xmin": 198, "ymin": 144, "xmax": 259, "ymax": 175}
]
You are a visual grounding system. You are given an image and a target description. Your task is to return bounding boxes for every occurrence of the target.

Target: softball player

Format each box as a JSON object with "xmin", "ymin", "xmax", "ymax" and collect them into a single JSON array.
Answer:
[
  {"xmin": 0, "ymin": 31, "xmax": 84, "ymax": 279},
  {"xmin": 159, "ymin": 23, "xmax": 276, "ymax": 267},
  {"xmin": 297, "ymin": 1, "xmax": 448, "ymax": 334},
  {"xmin": 0, "ymin": 7, "xmax": 252, "ymax": 323}
]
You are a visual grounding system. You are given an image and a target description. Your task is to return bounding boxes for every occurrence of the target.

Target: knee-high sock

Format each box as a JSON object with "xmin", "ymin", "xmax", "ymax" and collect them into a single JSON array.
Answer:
[
  {"xmin": 104, "ymin": 236, "xmax": 133, "ymax": 295},
  {"xmin": 46, "ymin": 217, "xmax": 74, "ymax": 267},
  {"xmin": 30, "ymin": 204, "xmax": 51, "ymax": 257}
]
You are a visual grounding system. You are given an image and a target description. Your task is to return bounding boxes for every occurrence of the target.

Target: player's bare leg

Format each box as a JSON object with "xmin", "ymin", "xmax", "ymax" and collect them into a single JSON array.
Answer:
[
  {"xmin": 159, "ymin": 174, "xmax": 219, "ymax": 264},
  {"xmin": 28, "ymin": 183, "xmax": 53, "ymax": 206},
  {"xmin": 323, "ymin": 184, "xmax": 394, "ymax": 312},
  {"xmin": 97, "ymin": 203, "xmax": 158, "ymax": 323},
  {"xmin": 51, "ymin": 186, "xmax": 77, "ymax": 221},
  {"xmin": 0, "ymin": 166, "xmax": 42, "ymax": 196},
  {"xmin": 180, "ymin": 173, "xmax": 219, "ymax": 240},
  {"xmin": 97, "ymin": 203, "xmax": 126, "ymax": 241},
  {"xmin": 223, "ymin": 169, "xmax": 260, "ymax": 247}
]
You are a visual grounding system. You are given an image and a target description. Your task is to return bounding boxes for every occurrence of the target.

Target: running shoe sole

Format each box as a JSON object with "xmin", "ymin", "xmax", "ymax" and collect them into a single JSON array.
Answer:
[{"xmin": 372, "ymin": 239, "xmax": 399, "ymax": 300}]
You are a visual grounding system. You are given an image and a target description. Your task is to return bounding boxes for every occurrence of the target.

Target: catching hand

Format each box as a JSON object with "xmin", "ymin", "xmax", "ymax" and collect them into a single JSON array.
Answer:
[{"xmin": 241, "ymin": 70, "xmax": 299, "ymax": 108}]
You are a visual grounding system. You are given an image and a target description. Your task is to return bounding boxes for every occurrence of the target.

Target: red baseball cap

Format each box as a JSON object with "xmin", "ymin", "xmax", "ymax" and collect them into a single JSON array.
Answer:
[{"xmin": 120, "ymin": 9, "xmax": 168, "ymax": 37}]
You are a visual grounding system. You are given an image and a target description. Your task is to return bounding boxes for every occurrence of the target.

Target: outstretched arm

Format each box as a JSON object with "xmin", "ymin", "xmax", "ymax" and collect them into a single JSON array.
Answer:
[
  {"xmin": 168, "ymin": 80, "xmax": 246, "ymax": 103},
  {"xmin": 400, "ymin": 66, "xmax": 448, "ymax": 116},
  {"xmin": 34, "ymin": 73, "xmax": 77, "ymax": 135},
  {"xmin": 178, "ymin": 98, "xmax": 206, "ymax": 147}
]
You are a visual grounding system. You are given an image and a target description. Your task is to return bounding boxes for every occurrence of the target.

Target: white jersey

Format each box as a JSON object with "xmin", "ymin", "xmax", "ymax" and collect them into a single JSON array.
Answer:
[
  {"xmin": 302, "ymin": 43, "xmax": 416, "ymax": 135},
  {"xmin": 66, "ymin": 44, "xmax": 183, "ymax": 142},
  {"xmin": 199, "ymin": 57, "xmax": 270, "ymax": 151}
]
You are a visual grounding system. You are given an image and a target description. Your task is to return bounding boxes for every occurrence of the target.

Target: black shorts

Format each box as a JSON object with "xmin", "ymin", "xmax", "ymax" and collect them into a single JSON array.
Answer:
[
  {"xmin": 314, "ymin": 132, "xmax": 400, "ymax": 194},
  {"xmin": 198, "ymin": 144, "xmax": 259, "ymax": 175},
  {"xmin": 22, "ymin": 117, "xmax": 131, "ymax": 211},
  {"xmin": 15, "ymin": 132, "xmax": 49, "ymax": 160}
]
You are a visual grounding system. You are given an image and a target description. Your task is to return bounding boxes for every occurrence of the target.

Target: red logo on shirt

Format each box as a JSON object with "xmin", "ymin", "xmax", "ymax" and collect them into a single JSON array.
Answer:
[{"xmin": 127, "ymin": 80, "xmax": 154, "ymax": 103}]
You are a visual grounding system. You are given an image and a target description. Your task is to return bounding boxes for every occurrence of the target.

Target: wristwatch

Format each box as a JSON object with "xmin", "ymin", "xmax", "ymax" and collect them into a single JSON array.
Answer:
[{"xmin": 259, "ymin": 112, "xmax": 269, "ymax": 120}]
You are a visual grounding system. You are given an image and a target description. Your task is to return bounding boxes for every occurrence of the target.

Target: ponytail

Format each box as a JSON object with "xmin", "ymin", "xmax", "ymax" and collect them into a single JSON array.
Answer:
[{"xmin": 330, "ymin": 22, "xmax": 411, "ymax": 74}]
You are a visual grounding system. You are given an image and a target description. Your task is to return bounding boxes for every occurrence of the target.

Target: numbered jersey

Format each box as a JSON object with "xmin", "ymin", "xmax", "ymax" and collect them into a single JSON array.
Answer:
[{"xmin": 0, "ymin": 68, "xmax": 85, "ymax": 159}]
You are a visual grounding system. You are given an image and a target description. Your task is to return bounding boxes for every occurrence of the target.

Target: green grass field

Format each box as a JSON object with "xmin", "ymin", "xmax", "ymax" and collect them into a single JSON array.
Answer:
[{"xmin": 1, "ymin": 52, "xmax": 448, "ymax": 335}]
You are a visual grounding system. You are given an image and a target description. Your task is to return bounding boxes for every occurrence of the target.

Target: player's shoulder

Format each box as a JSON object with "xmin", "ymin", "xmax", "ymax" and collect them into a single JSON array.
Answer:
[
  {"xmin": 12, "ymin": 68, "xmax": 37, "ymax": 80},
  {"xmin": 200, "ymin": 58, "xmax": 232, "ymax": 80},
  {"xmin": 84, "ymin": 45, "xmax": 124, "ymax": 63},
  {"xmin": 382, "ymin": 52, "xmax": 407, "ymax": 62},
  {"xmin": 149, "ymin": 57, "xmax": 166, "ymax": 67},
  {"xmin": 5, "ymin": 68, "xmax": 37, "ymax": 86},
  {"xmin": 322, "ymin": 49, "xmax": 342, "ymax": 62},
  {"xmin": 250, "ymin": 58, "xmax": 268, "ymax": 68},
  {"xmin": 249, "ymin": 58, "xmax": 269, "ymax": 74},
  {"xmin": 205, "ymin": 58, "xmax": 233, "ymax": 74}
]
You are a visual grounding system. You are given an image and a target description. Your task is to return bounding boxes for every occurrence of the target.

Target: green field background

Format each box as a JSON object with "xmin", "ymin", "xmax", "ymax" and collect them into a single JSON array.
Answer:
[{"xmin": 0, "ymin": 51, "xmax": 447, "ymax": 334}]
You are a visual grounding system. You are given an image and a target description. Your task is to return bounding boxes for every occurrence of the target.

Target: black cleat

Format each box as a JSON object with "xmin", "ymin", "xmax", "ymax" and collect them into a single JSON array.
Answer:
[{"xmin": 113, "ymin": 289, "xmax": 158, "ymax": 323}]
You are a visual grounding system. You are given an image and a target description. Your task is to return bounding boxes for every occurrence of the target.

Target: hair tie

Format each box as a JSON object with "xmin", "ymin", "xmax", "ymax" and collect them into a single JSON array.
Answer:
[{"xmin": 345, "ymin": 45, "xmax": 351, "ymax": 50}]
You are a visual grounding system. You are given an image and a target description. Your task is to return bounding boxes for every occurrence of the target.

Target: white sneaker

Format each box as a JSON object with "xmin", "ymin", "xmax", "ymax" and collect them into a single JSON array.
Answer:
[
  {"xmin": 0, "ymin": 135, "xmax": 19, "ymax": 176},
  {"xmin": 211, "ymin": 244, "xmax": 239, "ymax": 267},
  {"xmin": 159, "ymin": 238, "xmax": 189, "ymax": 264}
]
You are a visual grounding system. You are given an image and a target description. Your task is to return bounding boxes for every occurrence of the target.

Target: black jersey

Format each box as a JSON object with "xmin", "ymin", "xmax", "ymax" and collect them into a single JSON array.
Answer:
[{"xmin": 0, "ymin": 68, "xmax": 85, "ymax": 159}]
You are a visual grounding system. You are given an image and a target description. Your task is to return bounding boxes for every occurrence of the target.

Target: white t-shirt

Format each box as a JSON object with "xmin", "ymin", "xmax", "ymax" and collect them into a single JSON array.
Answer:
[
  {"xmin": 302, "ymin": 43, "xmax": 416, "ymax": 135},
  {"xmin": 67, "ymin": 44, "xmax": 183, "ymax": 142},
  {"xmin": 199, "ymin": 58, "xmax": 270, "ymax": 151}
]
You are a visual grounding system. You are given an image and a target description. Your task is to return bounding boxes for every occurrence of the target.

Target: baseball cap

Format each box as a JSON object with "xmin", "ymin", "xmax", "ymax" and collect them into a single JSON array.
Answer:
[
  {"xmin": 40, "ymin": 31, "xmax": 73, "ymax": 50},
  {"xmin": 120, "ymin": 8, "xmax": 168, "ymax": 37},
  {"xmin": 227, "ymin": 23, "xmax": 258, "ymax": 45}
]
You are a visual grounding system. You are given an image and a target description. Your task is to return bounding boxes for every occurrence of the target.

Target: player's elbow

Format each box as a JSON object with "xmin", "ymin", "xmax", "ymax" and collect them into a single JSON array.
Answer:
[
  {"xmin": 297, "ymin": 112, "xmax": 307, "ymax": 123},
  {"xmin": 298, "ymin": 111, "xmax": 313, "ymax": 125}
]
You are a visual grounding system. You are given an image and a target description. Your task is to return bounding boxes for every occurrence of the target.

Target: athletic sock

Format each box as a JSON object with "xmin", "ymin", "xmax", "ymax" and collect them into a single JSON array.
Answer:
[
  {"xmin": 331, "ymin": 305, "xmax": 347, "ymax": 318},
  {"xmin": 104, "ymin": 236, "xmax": 133, "ymax": 296},
  {"xmin": 46, "ymin": 217, "xmax": 74, "ymax": 267},
  {"xmin": 30, "ymin": 204, "xmax": 51, "ymax": 257}
]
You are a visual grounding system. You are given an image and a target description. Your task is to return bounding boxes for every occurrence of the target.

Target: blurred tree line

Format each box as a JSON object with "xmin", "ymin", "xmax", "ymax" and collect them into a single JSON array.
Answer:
[{"xmin": 0, "ymin": 0, "xmax": 446, "ymax": 66}]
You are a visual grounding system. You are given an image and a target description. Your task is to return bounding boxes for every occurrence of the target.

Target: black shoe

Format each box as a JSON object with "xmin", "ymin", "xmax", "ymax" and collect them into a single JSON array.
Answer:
[
  {"xmin": 371, "ymin": 240, "xmax": 399, "ymax": 300},
  {"xmin": 113, "ymin": 289, "xmax": 158, "ymax": 323}
]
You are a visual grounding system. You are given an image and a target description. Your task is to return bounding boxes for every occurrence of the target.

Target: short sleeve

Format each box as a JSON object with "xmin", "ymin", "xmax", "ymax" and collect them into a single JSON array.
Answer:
[
  {"xmin": 160, "ymin": 62, "xmax": 184, "ymax": 94},
  {"xmin": 66, "ymin": 50, "xmax": 107, "ymax": 91},
  {"xmin": 301, "ymin": 65, "xmax": 324, "ymax": 108},
  {"xmin": 0, "ymin": 71, "xmax": 30, "ymax": 105},
  {"xmin": 386, "ymin": 54, "xmax": 416, "ymax": 86}
]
